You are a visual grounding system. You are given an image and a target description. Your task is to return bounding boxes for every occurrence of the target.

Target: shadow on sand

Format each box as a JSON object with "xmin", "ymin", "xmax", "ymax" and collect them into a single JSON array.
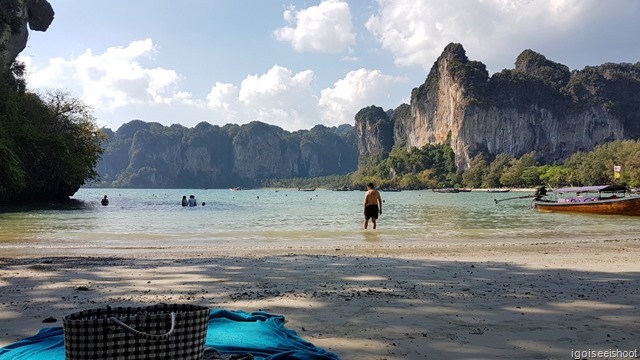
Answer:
[{"xmin": 0, "ymin": 255, "xmax": 638, "ymax": 359}]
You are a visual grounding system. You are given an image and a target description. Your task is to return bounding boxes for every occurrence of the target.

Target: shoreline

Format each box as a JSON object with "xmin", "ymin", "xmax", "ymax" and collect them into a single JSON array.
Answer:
[
  {"xmin": 2, "ymin": 235, "xmax": 639, "ymax": 259},
  {"xmin": 1, "ymin": 240, "xmax": 639, "ymax": 359}
]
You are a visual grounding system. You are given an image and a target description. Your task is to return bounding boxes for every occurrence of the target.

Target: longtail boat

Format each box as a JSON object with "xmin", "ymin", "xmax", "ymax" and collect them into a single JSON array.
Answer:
[
  {"xmin": 432, "ymin": 188, "xmax": 459, "ymax": 193},
  {"xmin": 531, "ymin": 185, "xmax": 640, "ymax": 216}
]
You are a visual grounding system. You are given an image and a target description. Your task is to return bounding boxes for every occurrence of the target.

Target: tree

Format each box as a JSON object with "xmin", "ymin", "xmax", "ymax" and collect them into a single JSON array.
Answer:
[
  {"xmin": 482, "ymin": 154, "xmax": 513, "ymax": 188},
  {"xmin": 539, "ymin": 165, "xmax": 572, "ymax": 187},
  {"xmin": 0, "ymin": 86, "xmax": 105, "ymax": 203},
  {"xmin": 399, "ymin": 173, "xmax": 422, "ymax": 189},
  {"xmin": 462, "ymin": 154, "xmax": 488, "ymax": 188},
  {"xmin": 520, "ymin": 166, "xmax": 543, "ymax": 187},
  {"xmin": 0, "ymin": 84, "xmax": 26, "ymax": 200},
  {"xmin": 564, "ymin": 151, "xmax": 611, "ymax": 186},
  {"xmin": 609, "ymin": 140, "xmax": 640, "ymax": 186},
  {"xmin": 499, "ymin": 151, "xmax": 539, "ymax": 187},
  {"xmin": 417, "ymin": 169, "xmax": 439, "ymax": 189}
]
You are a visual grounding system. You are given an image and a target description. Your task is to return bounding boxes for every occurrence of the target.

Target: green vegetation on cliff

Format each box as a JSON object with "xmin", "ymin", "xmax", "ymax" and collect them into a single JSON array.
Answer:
[
  {"xmin": 351, "ymin": 139, "xmax": 640, "ymax": 190},
  {"xmin": 353, "ymin": 136, "xmax": 460, "ymax": 189},
  {"xmin": 490, "ymin": 140, "xmax": 640, "ymax": 188},
  {"xmin": 0, "ymin": 85, "xmax": 105, "ymax": 204},
  {"xmin": 0, "ymin": 1, "xmax": 101, "ymax": 204},
  {"xmin": 564, "ymin": 63, "xmax": 640, "ymax": 138},
  {"xmin": 96, "ymin": 120, "xmax": 358, "ymax": 188}
]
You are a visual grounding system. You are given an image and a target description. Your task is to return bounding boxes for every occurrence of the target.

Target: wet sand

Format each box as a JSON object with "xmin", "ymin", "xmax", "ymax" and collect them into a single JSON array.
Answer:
[{"xmin": 1, "ymin": 240, "xmax": 639, "ymax": 359}]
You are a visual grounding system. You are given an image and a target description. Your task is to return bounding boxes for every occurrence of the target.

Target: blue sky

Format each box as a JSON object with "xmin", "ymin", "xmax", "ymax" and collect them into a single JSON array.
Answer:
[{"xmin": 19, "ymin": 0, "xmax": 640, "ymax": 132}]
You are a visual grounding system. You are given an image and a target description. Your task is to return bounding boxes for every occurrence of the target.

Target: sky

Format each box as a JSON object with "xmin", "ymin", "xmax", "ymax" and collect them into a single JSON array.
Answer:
[{"xmin": 19, "ymin": 0, "xmax": 640, "ymax": 132}]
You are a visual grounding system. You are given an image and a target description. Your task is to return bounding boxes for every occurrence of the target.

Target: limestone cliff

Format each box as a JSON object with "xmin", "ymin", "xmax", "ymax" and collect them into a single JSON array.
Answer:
[
  {"xmin": 372, "ymin": 43, "xmax": 638, "ymax": 169},
  {"xmin": 231, "ymin": 122, "xmax": 300, "ymax": 181},
  {"xmin": 0, "ymin": 0, "xmax": 54, "ymax": 73},
  {"xmin": 97, "ymin": 120, "xmax": 358, "ymax": 188},
  {"xmin": 354, "ymin": 105, "xmax": 394, "ymax": 167}
]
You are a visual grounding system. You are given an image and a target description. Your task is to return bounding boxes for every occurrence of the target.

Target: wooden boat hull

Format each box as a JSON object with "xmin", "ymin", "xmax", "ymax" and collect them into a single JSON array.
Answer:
[{"xmin": 532, "ymin": 196, "xmax": 640, "ymax": 216}]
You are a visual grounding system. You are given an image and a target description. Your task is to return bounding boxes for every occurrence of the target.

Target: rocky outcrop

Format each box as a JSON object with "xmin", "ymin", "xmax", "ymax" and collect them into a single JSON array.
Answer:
[
  {"xmin": 24, "ymin": 0, "xmax": 53, "ymax": 30},
  {"xmin": 378, "ymin": 43, "xmax": 635, "ymax": 169},
  {"xmin": 354, "ymin": 105, "xmax": 394, "ymax": 167},
  {"xmin": 97, "ymin": 120, "xmax": 358, "ymax": 188},
  {"xmin": 299, "ymin": 124, "xmax": 358, "ymax": 177},
  {"xmin": 458, "ymin": 104, "xmax": 621, "ymax": 166},
  {"xmin": 0, "ymin": 0, "xmax": 54, "ymax": 73},
  {"xmin": 231, "ymin": 122, "xmax": 300, "ymax": 181}
]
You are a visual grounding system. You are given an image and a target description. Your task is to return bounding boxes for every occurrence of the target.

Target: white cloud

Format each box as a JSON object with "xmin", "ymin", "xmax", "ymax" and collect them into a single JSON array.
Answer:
[
  {"xmin": 365, "ymin": 0, "xmax": 638, "ymax": 74},
  {"xmin": 205, "ymin": 66, "xmax": 401, "ymax": 131},
  {"xmin": 22, "ymin": 39, "xmax": 194, "ymax": 110},
  {"xmin": 206, "ymin": 82, "xmax": 239, "ymax": 113},
  {"xmin": 319, "ymin": 68, "xmax": 398, "ymax": 126},
  {"xmin": 274, "ymin": 0, "xmax": 355, "ymax": 53},
  {"xmin": 21, "ymin": 36, "xmax": 404, "ymax": 132},
  {"xmin": 206, "ymin": 65, "xmax": 319, "ymax": 131},
  {"xmin": 20, "ymin": 55, "xmax": 77, "ymax": 90}
]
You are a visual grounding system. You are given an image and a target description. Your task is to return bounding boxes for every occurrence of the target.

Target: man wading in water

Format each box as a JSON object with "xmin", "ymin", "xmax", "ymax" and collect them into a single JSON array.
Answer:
[{"xmin": 363, "ymin": 182, "xmax": 382, "ymax": 229}]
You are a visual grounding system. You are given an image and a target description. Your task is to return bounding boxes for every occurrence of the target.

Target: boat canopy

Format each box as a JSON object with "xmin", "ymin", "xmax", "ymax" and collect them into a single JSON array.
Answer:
[{"xmin": 552, "ymin": 185, "xmax": 629, "ymax": 194}]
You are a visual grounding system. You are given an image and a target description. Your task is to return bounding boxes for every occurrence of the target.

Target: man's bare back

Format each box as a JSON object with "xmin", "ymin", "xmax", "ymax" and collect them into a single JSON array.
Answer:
[
  {"xmin": 364, "ymin": 189, "xmax": 381, "ymax": 206},
  {"xmin": 363, "ymin": 183, "xmax": 382, "ymax": 229}
]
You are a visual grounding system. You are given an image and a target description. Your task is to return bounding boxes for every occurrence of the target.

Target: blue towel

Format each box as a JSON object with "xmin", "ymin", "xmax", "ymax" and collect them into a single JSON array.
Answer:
[{"xmin": 0, "ymin": 309, "xmax": 339, "ymax": 360}]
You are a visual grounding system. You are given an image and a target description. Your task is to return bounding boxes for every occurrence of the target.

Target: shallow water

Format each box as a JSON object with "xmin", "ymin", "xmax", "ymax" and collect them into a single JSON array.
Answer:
[{"xmin": 1, "ymin": 188, "xmax": 639, "ymax": 256}]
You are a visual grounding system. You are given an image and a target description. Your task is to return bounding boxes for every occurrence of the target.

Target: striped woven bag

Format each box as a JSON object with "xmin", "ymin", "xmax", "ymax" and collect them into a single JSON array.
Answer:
[{"xmin": 63, "ymin": 304, "xmax": 210, "ymax": 360}]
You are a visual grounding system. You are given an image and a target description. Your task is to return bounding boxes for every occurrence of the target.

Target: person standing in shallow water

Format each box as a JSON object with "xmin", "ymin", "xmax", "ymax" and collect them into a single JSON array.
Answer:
[
  {"xmin": 363, "ymin": 182, "xmax": 382, "ymax": 229},
  {"xmin": 101, "ymin": 195, "xmax": 109, "ymax": 206},
  {"xmin": 181, "ymin": 195, "xmax": 188, "ymax": 207}
]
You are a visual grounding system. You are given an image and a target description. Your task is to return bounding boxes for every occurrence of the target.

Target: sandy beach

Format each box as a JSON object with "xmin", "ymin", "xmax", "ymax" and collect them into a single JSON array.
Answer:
[{"xmin": 1, "ymin": 241, "xmax": 639, "ymax": 359}]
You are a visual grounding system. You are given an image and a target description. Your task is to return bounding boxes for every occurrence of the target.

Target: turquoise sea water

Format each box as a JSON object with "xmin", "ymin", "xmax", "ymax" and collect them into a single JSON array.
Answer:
[{"xmin": 1, "ymin": 188, "xmax": 639, "ymax": 256}]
